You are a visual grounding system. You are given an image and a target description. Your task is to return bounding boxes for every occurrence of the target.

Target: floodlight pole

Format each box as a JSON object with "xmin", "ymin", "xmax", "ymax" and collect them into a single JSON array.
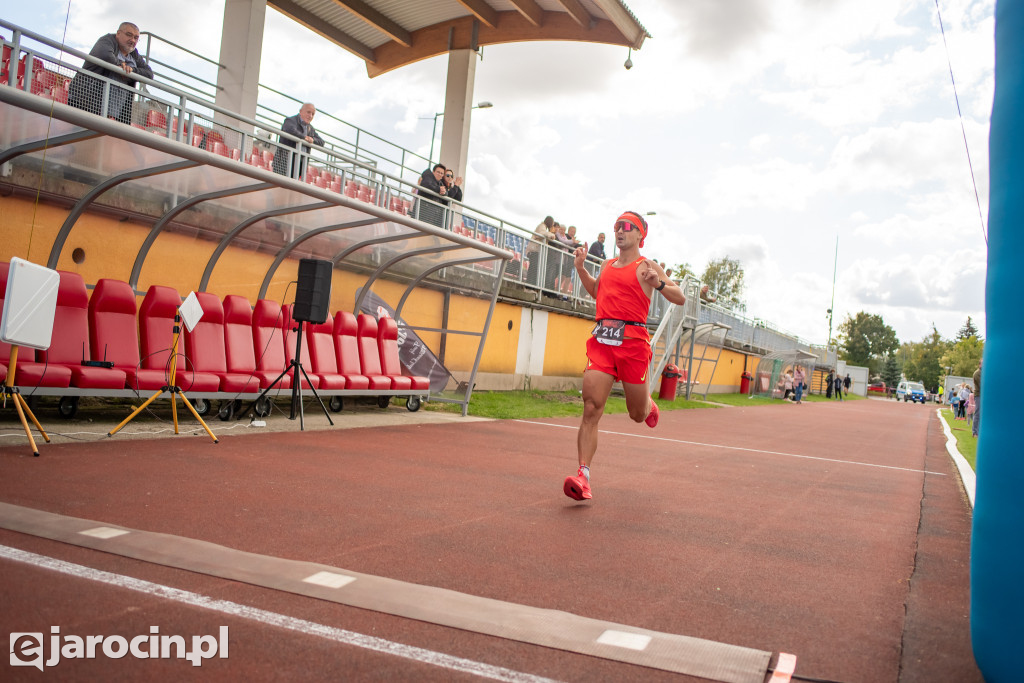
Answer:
[
  {"xmin": 427, "ymin": 101, "xmax": 493, "ymax": 166},
  {"xmin": 826, "ymin": 235, "xmax": 838, "ymax": 351}
]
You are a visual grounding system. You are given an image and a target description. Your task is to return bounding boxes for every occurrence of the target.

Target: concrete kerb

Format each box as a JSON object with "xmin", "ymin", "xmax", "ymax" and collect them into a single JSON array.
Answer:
[{"xmin": 936, "ymin": 407, "xmax": 976, "ymax": 507}]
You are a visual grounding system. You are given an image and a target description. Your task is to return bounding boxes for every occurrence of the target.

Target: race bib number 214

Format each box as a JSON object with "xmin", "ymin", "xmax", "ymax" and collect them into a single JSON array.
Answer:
[{"xmin": 592, "ymin": 319, "xmax": 625, "ymax": 346}]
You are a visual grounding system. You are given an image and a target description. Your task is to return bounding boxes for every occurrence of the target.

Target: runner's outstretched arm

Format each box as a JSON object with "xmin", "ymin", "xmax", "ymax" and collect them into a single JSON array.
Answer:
[{"xmin": 640, "ymin": 259, "xmax": 687, "ymax": 306}]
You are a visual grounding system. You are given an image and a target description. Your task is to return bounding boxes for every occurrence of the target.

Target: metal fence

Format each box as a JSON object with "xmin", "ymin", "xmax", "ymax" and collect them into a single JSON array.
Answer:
[{"xmin": 2, "ymin": 18, "xmax": 819, "ymax": 356}]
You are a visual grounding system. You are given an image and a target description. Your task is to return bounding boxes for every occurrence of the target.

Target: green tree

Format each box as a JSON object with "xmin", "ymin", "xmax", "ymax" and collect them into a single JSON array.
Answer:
[
  {"xmin": 881, "ymin": 353, "xmax": 901, "ymax": 389},
  {"xmin": 941, "ymin": 335, "xmax": 984, "ymax": 376},
  {"xmin": 957, "ymin": 316, "xmax": 981, "ymax": 341},
  {"xmin": 901, "ymin": 325, "xmax": 949, "ymax": 392},
  {"xmin": 701, "ymin": 256, "xmax": 745, "ymax": 308},
  {"xmin": 836, "ymin": 312, "xmax": 899, "ymax": 367},
  {"xmin": 672, "ymin": 262, "xmax": 694, "ymax": 282}
]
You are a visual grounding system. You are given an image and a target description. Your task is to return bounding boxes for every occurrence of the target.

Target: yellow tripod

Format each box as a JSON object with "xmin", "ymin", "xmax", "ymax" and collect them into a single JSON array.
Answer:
[
  {"xmin": 2, "ymin": 346, "xmax": 51, "ymax": 457},
  {"xmin": 108, "ymin": 310, "xmax": 218, "ymax": 443}
]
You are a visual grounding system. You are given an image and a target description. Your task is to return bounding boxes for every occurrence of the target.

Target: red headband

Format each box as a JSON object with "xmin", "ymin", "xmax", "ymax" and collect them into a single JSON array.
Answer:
[{"xmin": 617, "ymin": 211, "xmax": 648, "ymax": 247}]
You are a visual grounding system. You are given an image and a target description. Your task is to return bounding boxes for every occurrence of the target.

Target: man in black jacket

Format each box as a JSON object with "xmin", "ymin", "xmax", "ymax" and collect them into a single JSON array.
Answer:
[
  {"xmin": 68, "ymin": 22, "xmax": 154, "ymax": 124},
  {"xmin": 272, "ymin": 103, "xmax": 325, "ymax": 178}
]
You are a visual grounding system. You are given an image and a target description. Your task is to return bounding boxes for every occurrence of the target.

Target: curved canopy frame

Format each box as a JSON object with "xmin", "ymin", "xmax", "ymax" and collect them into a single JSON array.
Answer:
[{"xmin": 1, "ymin": 86, "xmax": 510, "ymax": 408}]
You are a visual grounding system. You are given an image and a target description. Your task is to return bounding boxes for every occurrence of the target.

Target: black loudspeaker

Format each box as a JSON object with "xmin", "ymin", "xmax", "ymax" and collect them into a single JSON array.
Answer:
[{"xmin": 293, "ymin": 259, "xmax": 332, "ymax": 324}]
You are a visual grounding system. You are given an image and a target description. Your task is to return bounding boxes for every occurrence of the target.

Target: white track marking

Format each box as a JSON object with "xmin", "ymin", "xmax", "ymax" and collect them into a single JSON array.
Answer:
[
  {"xmin": 0, "ymin": 544, "xmax": 560, "ymax": 683},
  {"xmin": 517, "ymin": 420, "xmax": 946, "ymax": 476}
]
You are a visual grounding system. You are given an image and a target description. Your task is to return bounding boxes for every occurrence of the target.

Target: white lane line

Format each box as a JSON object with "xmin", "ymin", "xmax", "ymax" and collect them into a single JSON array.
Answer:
[
  {"xmin": 517, "ymin": 420, "xmax": 947, "ymax": 476},
  {"xmin": 0, "ymin": 544, "xmax": 560, "ymax": 683}
]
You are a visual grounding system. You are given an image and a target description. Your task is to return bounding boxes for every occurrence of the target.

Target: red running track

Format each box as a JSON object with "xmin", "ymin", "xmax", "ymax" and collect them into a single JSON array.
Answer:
[{"xmin": 0, "ymin": 398, "xmax": 981, "ymax": 682}]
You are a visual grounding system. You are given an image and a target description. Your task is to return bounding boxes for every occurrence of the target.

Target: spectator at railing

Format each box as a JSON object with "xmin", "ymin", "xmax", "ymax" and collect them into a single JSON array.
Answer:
[
  {"xmin": 525, "ymin": 216, "xmax": 554, "ymax": 286},
  {"xmin": 588, "ymin": 232, "xmax": 607, "ymax": 261},
  {"xmin": 272, "ymin": 103, "xmax": 324, "ymax": 179},
  {"xmin": 414, "ymin": 163, "xmax": 447, "ymax": 227},
  {"xmin": 549, "ymin": 224, "xmax": 578, "ymax": 296},
  {"xmin": 442, "ymin": 168, "xmax": 463, "ymax": 203},
  {"xmin": 68, "ymin": 22, "xmax": 154, "ymax": 125}
]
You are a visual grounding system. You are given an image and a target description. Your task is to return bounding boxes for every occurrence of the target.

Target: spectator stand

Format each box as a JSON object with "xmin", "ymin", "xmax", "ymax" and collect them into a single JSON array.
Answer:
[
  {"xmin": 0, "ymin": 78, "xmax": 511, "ymax": 419},
  {"xmin": 3, "ymin": 17, "xmax": 827, "ymax": 393}
]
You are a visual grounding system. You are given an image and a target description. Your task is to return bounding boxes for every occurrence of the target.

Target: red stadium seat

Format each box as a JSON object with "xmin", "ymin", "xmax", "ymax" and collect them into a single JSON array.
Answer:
[
  {"xmin": 281, "ymin": 305, "xmax": 319, "ymax": 389},
  {"xmin": 145, "ymin": 109, "xmax": 167, "ymax": 131},
  {"xmin": 332, "ymin": 311, "xmax": 370, "ymax": 390},
  {"xmin": 304, "ymin": 313, "xmax": 347, "ymax": 389},
  {"xmin": 183, "ymin": 292, "xmax": 260, "ymax": 394},
  {"xmin": 377, "ymin": 317, "xmax": 429, "ymax": 390},
  {"xmin": 355, "ymin": 314, "xmax": 392, "ymax": 389},
  {"xmin": 40, "ymin": 270, "xmax": 126, "ymax": 389},
  {"xmin": 250, "ymin": 299, "xmax": 292, "ymax": 389},
  {"xmin": 223, "ymin": 295, "xmax": 266, "ymax": 387},
  {"xmin": 138, "ymin": 285, "xmax": 221, "ymax": 392},
  {"xmin": 88, "ymin": 279, "xmax": 165, "ymax": 391}
]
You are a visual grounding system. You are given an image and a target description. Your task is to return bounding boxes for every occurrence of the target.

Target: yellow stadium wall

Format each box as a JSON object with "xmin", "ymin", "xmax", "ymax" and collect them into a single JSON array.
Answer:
[
  {"xmin": 541, "ymin": 315, "xmax": 590, "ymax": 378},
  {"xmin": 1, "ymin": 195, "xmax": 757, "ymax": 392}
]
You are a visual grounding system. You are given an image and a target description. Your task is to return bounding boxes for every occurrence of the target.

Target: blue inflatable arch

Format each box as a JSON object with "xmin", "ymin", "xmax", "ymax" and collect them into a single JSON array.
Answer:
[{"xmin": 971, "ymin": 2, "xmax": 1023, "ymax": 681}]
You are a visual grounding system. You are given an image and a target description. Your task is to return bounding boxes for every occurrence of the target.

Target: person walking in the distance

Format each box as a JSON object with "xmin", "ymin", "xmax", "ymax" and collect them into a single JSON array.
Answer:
[
  {"xmin": 563, "ymin": 211, "xmax": 686, "ymax": 501},
  {"xmin": 972, "ymin": 359, "xmax": 982, "ymax": 437},
  {"xmin": 793, "ymin": 365, "xmax": 805, "ymax": 404},
  {"xmin": 272, "ymin": 103, "xmax": 324, "ymax": 179},
  {"xmin": 68, "ymin": 22, "xmax": 154, "ymax": 124}
]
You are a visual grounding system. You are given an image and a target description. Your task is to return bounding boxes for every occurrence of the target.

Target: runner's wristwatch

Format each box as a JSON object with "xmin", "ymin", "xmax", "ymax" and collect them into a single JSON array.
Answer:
[{"xmin": 656, "ymin": 280, "xmax": 666, "ymax": 291}]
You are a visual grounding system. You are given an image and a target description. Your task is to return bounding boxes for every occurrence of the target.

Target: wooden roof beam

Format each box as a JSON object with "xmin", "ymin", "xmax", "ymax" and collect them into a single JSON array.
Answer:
[
  {"xmin": 332, "ymin": 0, "xmax": 413, "ymax": 47},
  {"xmin": 507, "ymin": 0, "xmax": 544, "ymax": 27},
  {"xmin": 555, "ymin": 0, "xmax": 594, "ymax": 28},
  {"xmin": 456, "ymin": 0, "xmax": 499, "ymax": 29},
  {"xmin": 270, "ymin": 0, "xmax": 377, "ymax": 62}
]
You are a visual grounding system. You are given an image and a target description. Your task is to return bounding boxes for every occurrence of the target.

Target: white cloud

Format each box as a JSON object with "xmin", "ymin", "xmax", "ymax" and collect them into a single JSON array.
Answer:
[{"xmin": 2, "ymin": 0, "xmax": 992, "ymax": 345}]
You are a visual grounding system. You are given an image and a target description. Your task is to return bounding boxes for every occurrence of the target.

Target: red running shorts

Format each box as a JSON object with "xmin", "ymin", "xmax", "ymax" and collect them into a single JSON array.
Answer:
[{"xmin": 585, "ymin": 336, "xmax": 652, "ymax": 385}]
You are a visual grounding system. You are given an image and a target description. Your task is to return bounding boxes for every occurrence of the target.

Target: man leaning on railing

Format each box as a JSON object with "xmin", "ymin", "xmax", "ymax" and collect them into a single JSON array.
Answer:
[
  {"xmin": 68, "ymin": 21, "xmax": 153, "ymax": 125},
  {"xmin": 272, "ymin": 103, "xmax": 324, "ymax": 179}
]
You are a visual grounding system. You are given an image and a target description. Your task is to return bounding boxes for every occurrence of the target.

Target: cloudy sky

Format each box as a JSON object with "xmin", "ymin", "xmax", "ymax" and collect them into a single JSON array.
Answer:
[{"xmin": 7, "ymin": 0, "xmax": 993, "ymax": 346}]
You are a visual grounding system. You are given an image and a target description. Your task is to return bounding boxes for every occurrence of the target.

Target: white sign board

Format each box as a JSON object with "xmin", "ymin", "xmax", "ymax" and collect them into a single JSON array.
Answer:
[{"xmin": 0, "ymin": 257, "xmax": 60, "ymax": 351}]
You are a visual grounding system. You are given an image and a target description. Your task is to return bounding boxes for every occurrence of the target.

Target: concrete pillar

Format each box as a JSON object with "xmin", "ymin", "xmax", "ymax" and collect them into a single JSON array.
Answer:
[
  {"xmin": 438, "ymin": 49, "xmax": 478, "ymax": 181},
  {"xmin": 215, "ymin": 0, "xmax": 266, "ymax": 123}
]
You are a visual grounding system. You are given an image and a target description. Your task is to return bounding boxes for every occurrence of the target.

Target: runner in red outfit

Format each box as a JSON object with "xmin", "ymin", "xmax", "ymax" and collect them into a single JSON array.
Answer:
[{"xmin": 563, "ymin": 211, "xmax": 686, "ymax": 501}]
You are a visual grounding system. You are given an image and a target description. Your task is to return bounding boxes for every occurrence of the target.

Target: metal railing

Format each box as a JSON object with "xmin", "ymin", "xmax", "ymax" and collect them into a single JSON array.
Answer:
[{"xmin": 2, "ymin": 18, "xmax": 818, "ymax": 356}]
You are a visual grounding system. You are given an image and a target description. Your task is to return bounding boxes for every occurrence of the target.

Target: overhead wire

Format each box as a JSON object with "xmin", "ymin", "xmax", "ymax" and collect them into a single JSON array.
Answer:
[{"xmin": 933, "ymin": 0, "xmax": 988, "ymax": 246}]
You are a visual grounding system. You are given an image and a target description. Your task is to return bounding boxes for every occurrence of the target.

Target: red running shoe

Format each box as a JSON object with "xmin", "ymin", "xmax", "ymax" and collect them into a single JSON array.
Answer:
[
  {"xmin": 645, "ymin": 397, "xmax": 659, "ymax": 428},
  {"xmin": 564, "ymin": 466, "xmax": 592, "ymax": 500}
]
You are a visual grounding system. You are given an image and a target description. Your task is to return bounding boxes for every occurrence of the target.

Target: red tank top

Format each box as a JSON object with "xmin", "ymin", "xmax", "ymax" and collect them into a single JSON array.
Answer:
[{"xmin": 595, "ymin": 257, "xmax": 651, "ymax": 341}]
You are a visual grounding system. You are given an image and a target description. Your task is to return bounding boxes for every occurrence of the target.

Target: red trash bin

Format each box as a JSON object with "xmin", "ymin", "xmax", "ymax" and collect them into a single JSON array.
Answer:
[
  {"xmin": 740, "ymin": 372, "xmax": 753, "ymax": 394},
  {"xmin": 659, "ymin": 364, "xmax": 681, "ymax": 400}
]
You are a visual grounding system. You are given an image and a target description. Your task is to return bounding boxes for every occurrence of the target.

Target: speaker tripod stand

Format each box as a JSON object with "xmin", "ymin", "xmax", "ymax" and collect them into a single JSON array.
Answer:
[
  {"xmin": 107, "ymin": 310, "xmax": 218, "ymax": 442},
  {"xmin": 251, "ymin": 319, "xmax": 333, "ymax": 431},
  {"xmin": 2, "ymin": 346, "xmax": 50, "ymax": 457}
]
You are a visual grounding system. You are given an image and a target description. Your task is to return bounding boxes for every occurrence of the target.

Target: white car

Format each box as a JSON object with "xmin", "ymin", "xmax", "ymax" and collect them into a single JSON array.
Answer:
[{"xmin": 896, "ymin": 381, "xmax": 927, "ymax": 404}]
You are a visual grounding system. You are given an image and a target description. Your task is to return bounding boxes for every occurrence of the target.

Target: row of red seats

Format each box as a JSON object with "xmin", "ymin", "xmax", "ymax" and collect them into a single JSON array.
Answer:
[
  {"xmin": 129, "ymin": 111, "xmax": 411, "ymax": 214},
  {"xmin": 0, "ymin": 263, "xmax": 428, "ymax": 408},
  {"xmin": 1, "ymin": 47, "xmax": 69, "ymax": 104}
]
